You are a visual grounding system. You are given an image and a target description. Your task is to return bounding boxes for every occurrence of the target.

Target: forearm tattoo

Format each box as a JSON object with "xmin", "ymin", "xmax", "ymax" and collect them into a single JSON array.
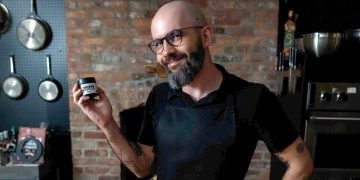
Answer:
[
  {"xmin": 105, "ymin": 135, "xmax": 142, "ymax": 165},
  {"xmin": 276, "ymin": 143, "xmax": 305, "ymax": 170},
  {"xmin": 296, "ymin": 143, "xmax": 305, "ymax": 153}
]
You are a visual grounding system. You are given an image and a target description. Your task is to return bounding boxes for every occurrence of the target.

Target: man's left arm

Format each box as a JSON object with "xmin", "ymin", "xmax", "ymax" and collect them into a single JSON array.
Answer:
[{"xmin": 274, "ymin": 136, "xmax": 314, "ymax": 180}]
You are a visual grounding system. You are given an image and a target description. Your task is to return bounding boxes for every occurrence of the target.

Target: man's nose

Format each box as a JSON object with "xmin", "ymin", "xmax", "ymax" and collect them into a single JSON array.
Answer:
[{"xmin": 161, "ymin": 39, "xmax": 176, "ymax": 55}]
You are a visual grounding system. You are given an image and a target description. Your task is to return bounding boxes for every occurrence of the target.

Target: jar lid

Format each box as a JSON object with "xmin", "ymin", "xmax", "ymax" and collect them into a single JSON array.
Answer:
[{"xmin": 78, "ymin": 77, "xmax": 96, "ymax": 84}]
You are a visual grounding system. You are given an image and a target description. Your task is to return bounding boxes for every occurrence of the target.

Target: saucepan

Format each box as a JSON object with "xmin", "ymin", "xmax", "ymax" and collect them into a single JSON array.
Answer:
[{"xmin": 303, "ymin": 32, "xmax": 342, "ymax": 58}]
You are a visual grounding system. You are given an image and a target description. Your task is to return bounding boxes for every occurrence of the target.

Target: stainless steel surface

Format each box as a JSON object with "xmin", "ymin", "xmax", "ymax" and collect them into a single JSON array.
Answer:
[
  {"xmin": 294, "ymin": 38, "xmax": 305, "ymax": 53},
  {"xmin": 39, "ymin": 81, "xmax": 58, "ymax": 101},
  {"xmin": 39, "ymin": 55, "xmax": 60, "ymax": 102},
  {"xmin": 0, "ymin": 2, "xmax": 10, "ymax": 34},
  {"xmin": 17, "ymin": 19, "xmax": 48, "ymax": 50},
  {"xmin": 2, "ymin": 56, "xmax": 27, "ymax": 99},
  {"xmin": 3, "ymin": 77, "xmax": 24, "ymax": 98},
  {"xmin": 275, "ymin": 52, "xmax": 284, "ymax": 96},
  {"xmin": 288, "ymin": 47, "xmax": 295, "ymax": 95},
  {"xmin": 307, "ymin": 82, "xmax": 360, "ymax": 111},
  {"xmin": 17, "ymin": 0, "xmax": 51, "ymax": 50},
  {"xmin": 344, "ymin": 29, "xmax": 360, "ymax": 41},
  {"xmin": 303, "ymin": 32, "xmax": 342, "ymax": 58},
  {"xmin": 309, "ymin": 116, "xmax": 360, "ymax": 121},
  {"xmin": 292, "ymin": 48, "xmax": 298, "ymax": 94}
]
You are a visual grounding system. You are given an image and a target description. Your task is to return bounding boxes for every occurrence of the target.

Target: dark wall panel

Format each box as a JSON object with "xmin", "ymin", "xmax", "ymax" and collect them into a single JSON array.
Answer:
[{"xmin": 0, "ymin": 0, "xmax": 68, "ymax": 133}]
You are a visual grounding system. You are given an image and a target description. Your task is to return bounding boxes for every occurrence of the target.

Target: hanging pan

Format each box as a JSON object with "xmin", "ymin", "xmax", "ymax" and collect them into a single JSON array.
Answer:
[
  {"xmin": 2, "ymin": 55, "xmax": 29, "ymax": 99},
  {"xmin": 38, "ymin": 55, "xmax": 62, "ymax": 102},
  {"xmin": 17, "ymin": 0, "xmax": 52, "ymax": 50},
  {"xmin": 0, "ymin": 0, "xmax": 11, "ymax": 34}
]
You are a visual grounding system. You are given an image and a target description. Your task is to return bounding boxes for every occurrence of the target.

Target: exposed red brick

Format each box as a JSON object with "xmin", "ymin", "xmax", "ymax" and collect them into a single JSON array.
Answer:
[
  {"xmin": 97, "ymin": 158, "xmax": 121, "ymax": 166},
  {"xmin": 99, "ymin": 175, "xmax": 121, "ymax": 180},
  {"xmin": 94, "ymin": 10, "xmax": 115, "ymax": 18},
  {"xmin": 72, "ymin": 149, "xmax": 82, "ymax": 157},
  {"xmin": 67, "ymin": 10, "xmax": 90, "ymax": 18},
  {"xmin": 80, "ymin": 38, "xmax": 105, "ymax": 46},
  {"xmin": 131, "ymin": 18, "xmax": 152, "ymax": 28},
  {"xmin": 215, "ymin": 17, "xmax": 241, "ymax": 25},
  {"xmin": 104, "ymin": 1, "xmax": 128, "ymax": 9},
  {"xmin": 73, "ymin": 167, "xmax": 83, "ymax": 173},
  {"xmin": 77, "ymin": 2, "xmax": 97, "ymax": 9},
  {"xmin": 71, "ymin": 131, "xmax": 82, "ymax": 138},
  {"xmin": 84, "ymin": 149, "xmax": 108, "ymax": 157},
  {"xmin": 84, "ymin": 131, "xmax": 106, "ymax": 139},
  {"xmin": 84, "ymin": 166, "xmax": 109, "ymax": 174},
  {"xmin": 73, "ymin": 157, "xmax": 97, "ymax": 165}
]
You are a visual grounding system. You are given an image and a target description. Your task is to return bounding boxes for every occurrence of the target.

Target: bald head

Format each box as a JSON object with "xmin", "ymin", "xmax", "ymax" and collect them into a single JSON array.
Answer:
[{"xmin": 151, "ymin": 1, "xmax": 207, "ymax": 39}]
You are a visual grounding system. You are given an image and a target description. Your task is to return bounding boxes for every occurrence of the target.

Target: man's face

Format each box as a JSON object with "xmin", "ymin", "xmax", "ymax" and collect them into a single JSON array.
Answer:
[
  {"xmin": 164, "ymin": 40, "xmax": 205, "ymax": 89},
  {"xmin": 152, "ymin": 26, "xmax": 205, "ymax": 89}
]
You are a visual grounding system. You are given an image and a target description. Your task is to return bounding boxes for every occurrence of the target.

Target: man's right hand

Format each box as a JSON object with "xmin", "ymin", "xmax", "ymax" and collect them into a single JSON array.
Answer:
[
  {"xmin": 72, "ymin": 82, "xmax": 156, "ymax": 178},
  {"xmin": 72, "ymin": 83, "xmax": 113, "ymax": 129}
]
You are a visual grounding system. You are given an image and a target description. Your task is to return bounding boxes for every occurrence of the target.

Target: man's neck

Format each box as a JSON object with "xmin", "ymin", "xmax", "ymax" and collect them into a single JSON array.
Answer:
[{"xmin": 182, "ymin": 62, "xmax": 223, "ymax": 102}]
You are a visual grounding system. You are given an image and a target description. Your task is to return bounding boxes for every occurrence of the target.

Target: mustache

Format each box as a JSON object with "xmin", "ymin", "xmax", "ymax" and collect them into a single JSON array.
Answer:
[{"xmin": 162, "ymin": 53, "xmax": 186, "ymax": 65}]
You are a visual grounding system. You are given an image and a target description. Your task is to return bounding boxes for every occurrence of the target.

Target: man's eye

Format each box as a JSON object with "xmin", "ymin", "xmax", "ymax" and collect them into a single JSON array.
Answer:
[
  {"xmin": 167, "ymin": 31, "xmax": 181, "ymax": 41},
  {"xmin": 152, "ymin": 40, "xmax": 163, "ymax": 47}
]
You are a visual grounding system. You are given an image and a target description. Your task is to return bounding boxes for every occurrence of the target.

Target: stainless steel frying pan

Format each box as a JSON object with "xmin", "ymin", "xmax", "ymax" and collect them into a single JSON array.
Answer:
[
  {"xmin": 0, "ymin": 0, "xmax": 10, "ymax": 34},
  {"xmin": 2, "ymin": 55, "xmax": 29, "ymax": 99},
  {"xmin": 38, "ymin": 55, "xmax": 62, "ymax": 102},
  {"xmin": 17, "ymin": 0, "xmax": 52, "ymax": 50}
]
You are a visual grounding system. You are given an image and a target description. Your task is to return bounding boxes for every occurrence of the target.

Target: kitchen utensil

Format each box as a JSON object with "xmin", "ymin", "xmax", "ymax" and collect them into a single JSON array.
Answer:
[
  {"xmin": 344, "ymin": 29, "xmax": 360, "ymax": 42},
  {"xmin": 292, "ymin": 48, "xmax": 298, "ymax": 94},
  {"xmin": 2, "ymin": 55, "xmax": 29, "ymax": 99},
  {"xmin": 288, "ymin": 47, "xmax": 294, "ymax": 95},
  {"xmin": 16, "ymin": 136, "xmax": 43, "ymax": 163},
  {"xmin": 303, "ymin": 32, "xmax": 342, "ymax": 58},
  {"xmin": 276, "ymin": 52, "xmax": 284, "ymax": 96},
  {"xmin": 294, "ymin": 38, "xmax": 305, "ymax": 53},
  {"xmin": 17, "ymin": 0, "xmax": 52, "ymax": 50},
  {"xmin": 0, "ymin": 0, "xmax": 10, "ymax": 34},
  {"xmin": 38, "ymin": 55, "xmax": 62, "ymax": 102},
  {"xmin": 344, "ymin": 29, "xmax": 360, "ymax": 50},
  {"xmin": 275, "ymin": 53, "xmax": 280, "ymax": 96}
]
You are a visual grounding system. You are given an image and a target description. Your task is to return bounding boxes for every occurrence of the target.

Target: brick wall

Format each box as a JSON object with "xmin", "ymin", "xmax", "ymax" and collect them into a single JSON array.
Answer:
[{"xmin": 66, "ymin": 0, "xmax": 278, "ymax": 179}]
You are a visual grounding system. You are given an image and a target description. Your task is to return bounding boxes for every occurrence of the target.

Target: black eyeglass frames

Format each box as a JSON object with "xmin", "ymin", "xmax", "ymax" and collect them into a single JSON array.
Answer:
[{"xmin": 148, "ymin": 26, "xmax": 203, "ymax": 54}]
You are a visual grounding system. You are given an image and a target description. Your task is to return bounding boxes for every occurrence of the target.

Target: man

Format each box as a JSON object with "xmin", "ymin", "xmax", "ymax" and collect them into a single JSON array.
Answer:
[{"xmin": 73, "ymin": 1, "xmax": 313, "ymax": 179}]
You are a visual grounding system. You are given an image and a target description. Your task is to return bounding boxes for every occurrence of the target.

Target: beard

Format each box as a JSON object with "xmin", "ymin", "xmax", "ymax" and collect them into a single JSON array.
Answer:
[{"xmin": 164, "ymin": 42, "xmax": 205, "ymax": 90}]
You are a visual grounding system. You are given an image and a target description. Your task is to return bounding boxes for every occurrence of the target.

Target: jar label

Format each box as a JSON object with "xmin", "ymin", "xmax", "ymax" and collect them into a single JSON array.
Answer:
[{"xmin": 80, "ymin": 83, "xmax": 97, "ymax": 95}]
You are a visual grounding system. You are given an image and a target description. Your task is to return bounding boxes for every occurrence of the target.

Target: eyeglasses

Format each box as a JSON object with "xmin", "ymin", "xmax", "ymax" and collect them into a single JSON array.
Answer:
[{"xmin": 148, "ymin": 26, "xmax": 203, "ymax": 54}]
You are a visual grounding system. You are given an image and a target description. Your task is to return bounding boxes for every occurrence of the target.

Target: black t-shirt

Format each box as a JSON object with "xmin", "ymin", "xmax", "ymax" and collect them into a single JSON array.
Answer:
[{"xmin": 138, "ymin": 64, "xmax": 298, "ymax": 179}]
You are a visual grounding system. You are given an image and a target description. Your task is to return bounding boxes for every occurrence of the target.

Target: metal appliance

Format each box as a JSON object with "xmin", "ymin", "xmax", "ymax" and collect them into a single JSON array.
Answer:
[{"xmin": 305, "ymin": 82, "xmax": 360, "ymax": 179}]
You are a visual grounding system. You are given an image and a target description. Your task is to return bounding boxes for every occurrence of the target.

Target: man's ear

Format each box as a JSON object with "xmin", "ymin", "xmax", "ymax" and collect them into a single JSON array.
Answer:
[{"xmin": 201, "ymin": 26, "xmax": 213, "ymax": 47}]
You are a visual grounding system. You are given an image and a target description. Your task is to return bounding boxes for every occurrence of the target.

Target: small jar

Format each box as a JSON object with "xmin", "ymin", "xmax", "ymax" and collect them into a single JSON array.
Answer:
[{"xmin": 78, "ymin": 77, "xmax": 99, "ymax": 98}]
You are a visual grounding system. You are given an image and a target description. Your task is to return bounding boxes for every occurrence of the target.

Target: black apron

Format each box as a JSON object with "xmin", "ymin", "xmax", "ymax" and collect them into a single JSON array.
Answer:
[{"xmin": 154, "ymin": 95, "xmax": 236, "ymax": 180}]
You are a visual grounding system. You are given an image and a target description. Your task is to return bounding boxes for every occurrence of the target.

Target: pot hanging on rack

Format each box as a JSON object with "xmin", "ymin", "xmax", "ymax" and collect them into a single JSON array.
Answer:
[
  {"xmin": 2, "ymin": 55, "xmax": 29, "ymax": 100},
  {"xmin": 38, "ymin": 55, "xmax": 62, "ymax": 102},
  {"xmin": 17, "ymin": 0, "xmax": 52, "ymax": 50},
  {"xmin": 0, "ymin": 0, "xmax": 11, "ymax": 34}
]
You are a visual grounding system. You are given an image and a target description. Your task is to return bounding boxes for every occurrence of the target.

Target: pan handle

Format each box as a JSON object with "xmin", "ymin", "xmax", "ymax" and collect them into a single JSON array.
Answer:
[
  {"xmin": 46, "ymin": 55, "xmax": 51, "ymax": 76},
  {"xmin": 9, "ymin": 55, "xmax": 15, "ymax": 74},
  {"xmin": 31, "ymin": 0, "xmax": 37, "ymax": 14}
]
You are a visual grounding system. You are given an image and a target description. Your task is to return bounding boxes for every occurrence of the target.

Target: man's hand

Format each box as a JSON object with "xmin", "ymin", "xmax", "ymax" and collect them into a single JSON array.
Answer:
[
  {"xmin": 275, "ymin": 136, "xmax": 314, "ymax": 180},
  {"xmin": 72, "ymin": 83, "xmax": 113, "ymax": 128}
]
